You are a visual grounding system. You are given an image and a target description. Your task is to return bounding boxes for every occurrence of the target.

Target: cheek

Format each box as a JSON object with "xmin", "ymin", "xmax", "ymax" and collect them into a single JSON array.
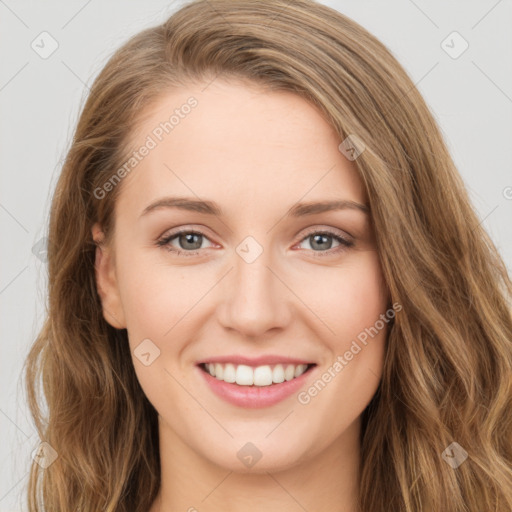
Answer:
[
  {"xmin": 298, "ymin": 250, "xmax": 388, "ymax": 342},
  {"xmin": 115, "ymin": 248, "xmax": 201, "ymax": 337},
  {"xmin": 295, "ymin": 250, "xmax": 387, "ymax": 402},
  {"xmin": 292, "ymin": 289, "xmax": 387, "ymax": 447},
  {"xmin": 316, "ymin": 252, "xmax": 387, "ymax": 412}
]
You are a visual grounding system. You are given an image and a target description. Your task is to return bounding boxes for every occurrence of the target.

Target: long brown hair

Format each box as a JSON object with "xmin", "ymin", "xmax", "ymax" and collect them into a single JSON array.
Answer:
[{"xmin": 24, "ymin": 0, "xmax": 512, "ymax": 510}]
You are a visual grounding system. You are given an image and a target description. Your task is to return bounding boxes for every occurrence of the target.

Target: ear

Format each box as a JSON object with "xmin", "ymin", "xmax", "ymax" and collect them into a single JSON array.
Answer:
[{"xmin": 91, "ymin": 223, "xmax": 127, "ymax": 329}]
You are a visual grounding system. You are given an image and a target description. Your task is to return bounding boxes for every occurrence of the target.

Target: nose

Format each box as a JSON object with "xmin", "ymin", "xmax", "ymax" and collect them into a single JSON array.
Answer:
[{"xmin": 217, "ymin": 246, "xmax": 293, "ymax": 339}]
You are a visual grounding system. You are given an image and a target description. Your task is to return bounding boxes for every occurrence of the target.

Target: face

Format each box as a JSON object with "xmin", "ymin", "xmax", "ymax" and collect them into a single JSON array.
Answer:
[{"xmin": 92, "ymin": 78, "xmax": 389, "ymax": 473}]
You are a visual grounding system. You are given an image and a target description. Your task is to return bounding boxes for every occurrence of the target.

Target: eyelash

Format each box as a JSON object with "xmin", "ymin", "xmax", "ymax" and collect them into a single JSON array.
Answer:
[{"xmin": 156, "ymin": 228, "xmax": 354, "ymax": 258}]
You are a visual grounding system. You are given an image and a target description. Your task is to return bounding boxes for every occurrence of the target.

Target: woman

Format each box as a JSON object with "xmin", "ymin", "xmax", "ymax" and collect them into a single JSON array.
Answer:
[{"xmin": 24, "ymin": 0, "xmax": 512, "ymax": 510}]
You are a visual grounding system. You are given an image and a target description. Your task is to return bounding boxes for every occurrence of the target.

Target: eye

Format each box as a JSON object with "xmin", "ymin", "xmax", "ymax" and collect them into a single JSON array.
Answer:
[
  {"xmin": 157, "ymin": 229, "xmax": 215, "ymax": 257},
  {"xmin": 295, "ymin": 229, "xmax": 353, "ymax": 257}
]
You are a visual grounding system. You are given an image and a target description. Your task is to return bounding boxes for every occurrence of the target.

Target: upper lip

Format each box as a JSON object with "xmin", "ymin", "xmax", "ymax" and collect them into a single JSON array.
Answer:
[{"xmin": 196, "ymin": 355, "xmax": 316, "ymax": 367}]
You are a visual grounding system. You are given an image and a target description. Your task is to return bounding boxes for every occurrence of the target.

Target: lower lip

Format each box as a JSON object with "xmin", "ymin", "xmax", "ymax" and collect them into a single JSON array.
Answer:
[{"xmin": 197, "ymin": 365, "xmax": 316, "ymax": 409}]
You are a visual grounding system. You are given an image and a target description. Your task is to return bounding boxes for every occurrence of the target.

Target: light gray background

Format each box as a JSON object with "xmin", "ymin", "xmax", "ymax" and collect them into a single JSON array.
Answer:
[{"xmin": 1, "ymin": 1, "xmax": 511, "ymax": 510}]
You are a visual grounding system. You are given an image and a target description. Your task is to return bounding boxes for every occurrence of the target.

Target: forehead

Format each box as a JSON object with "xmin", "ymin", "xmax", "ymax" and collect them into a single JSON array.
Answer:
[{"xmin": 116, "ymin": 78, "xmax": 366, "ymax": 218}]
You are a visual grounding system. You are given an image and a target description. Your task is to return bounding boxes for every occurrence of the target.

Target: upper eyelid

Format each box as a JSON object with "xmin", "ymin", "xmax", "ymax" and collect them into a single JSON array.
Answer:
[{"xmin": 297, "ymin": 225, "xmax": 353, "ymax": 240}]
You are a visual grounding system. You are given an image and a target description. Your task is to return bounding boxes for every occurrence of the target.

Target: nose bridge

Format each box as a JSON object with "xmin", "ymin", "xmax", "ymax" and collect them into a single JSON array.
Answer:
[{"xmin": 219, "ymin": 236, "xmax": 291, "ymax": 336}]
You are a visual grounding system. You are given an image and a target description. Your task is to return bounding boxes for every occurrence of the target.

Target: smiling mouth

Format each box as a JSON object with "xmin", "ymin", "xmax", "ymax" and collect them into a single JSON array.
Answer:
[{"xmin": 199, "ymin": 362, "xmax": 316, "ymax": 386}]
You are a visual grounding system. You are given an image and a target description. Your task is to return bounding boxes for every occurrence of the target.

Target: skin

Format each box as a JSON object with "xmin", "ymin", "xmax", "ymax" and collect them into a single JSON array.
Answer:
[{"xmin": 92, "ymin": 78, "xmax": 389, "ymax": 512}]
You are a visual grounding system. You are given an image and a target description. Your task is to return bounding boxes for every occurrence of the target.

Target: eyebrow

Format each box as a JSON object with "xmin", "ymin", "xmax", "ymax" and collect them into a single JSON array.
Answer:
[{"xmin": 139, "ymin": 196, "xmax": 369, "ymax": 218}]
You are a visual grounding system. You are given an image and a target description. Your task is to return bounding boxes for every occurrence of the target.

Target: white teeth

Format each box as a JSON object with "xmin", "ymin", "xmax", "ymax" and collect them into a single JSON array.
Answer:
[
  {"xmin": 254, "ymin": 365, "xmax": 273, "ymax": 386},
  {"xmin": 294, "ymin": 364, "xmax": 307, "ymax": 378},
  {"xmin": 204, "ymin": 362, "xmax": 311, "ymax": 386},
  {"xmin": 272, "ymin": 364, "xmax": 285, "ymax": 383},
  {"xmin": 236, "ymin": 364, "xmax": 254, "ymax": 385},
  {"xmin": 284, "ymin": 364, "xmax": 295, "ymax": 381},
  {"xmin": 215, "ymin": 363, "xmax": 224, "ymax": 380},
  {"xmin": 223, "ymin": 363, "xmax": 236, "ymax": 383}
]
